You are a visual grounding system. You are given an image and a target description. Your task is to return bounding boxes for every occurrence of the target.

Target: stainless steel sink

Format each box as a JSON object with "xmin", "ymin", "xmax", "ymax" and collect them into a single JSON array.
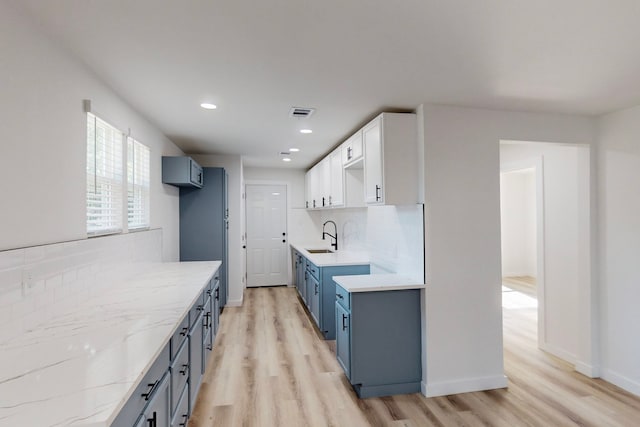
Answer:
[{"xmin": 305, "ymin": 249, "xmax": 334, "ymax": 254}]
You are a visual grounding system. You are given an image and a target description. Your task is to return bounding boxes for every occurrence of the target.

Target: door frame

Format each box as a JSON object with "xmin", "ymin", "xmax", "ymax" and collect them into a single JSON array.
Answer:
[{"xmin": 244, "ymin": 180, "xmax": 292, "ymax": 287}]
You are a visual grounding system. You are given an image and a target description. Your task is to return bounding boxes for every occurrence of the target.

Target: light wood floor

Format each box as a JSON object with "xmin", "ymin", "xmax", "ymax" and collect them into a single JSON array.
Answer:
[
  {"xmin": 502, "ymin": 276, "xmax": 536, "ymax": 298},
  {"xmin": 189, "ymin": 285, "xmax": 640, "ymax": 426}
]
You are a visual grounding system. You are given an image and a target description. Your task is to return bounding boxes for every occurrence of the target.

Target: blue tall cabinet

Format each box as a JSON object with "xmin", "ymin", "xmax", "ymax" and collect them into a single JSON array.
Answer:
[{"xmin": 179, "ymin": 167, "xmax": 229, "ymax": 308}]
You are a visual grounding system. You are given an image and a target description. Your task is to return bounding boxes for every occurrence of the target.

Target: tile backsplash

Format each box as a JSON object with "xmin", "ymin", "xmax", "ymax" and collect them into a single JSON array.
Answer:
[
  {"xmin": 318, "ymin": 204, "xmax": 425, "ymax": 281},
  {"xmin": 0, "ymin": 229, "xmax": 162, "ymax": 342}
]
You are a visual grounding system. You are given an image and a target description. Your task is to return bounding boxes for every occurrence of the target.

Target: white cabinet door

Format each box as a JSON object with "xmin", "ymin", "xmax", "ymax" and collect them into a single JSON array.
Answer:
[
  {"xmin": 329, "ymin": 148, "xmax": 344, "ymax": 207},
  {"xmin": 319, "ymin": 158, "xmax": 331, "ymax": 208},
  {"xmin": 363, "ymin": 117, "xmax": 384, "ymax": 204},
  {"xmin": 305, "ymin": 169, "xmax": 312, "ymax": 209},
  {"xmin": 342, "ymin": 130, "xmax": 363, "ymax": 165},
  {"xmin": 310, "ymin": 165, "xmax": 320, "ymax": 209}
]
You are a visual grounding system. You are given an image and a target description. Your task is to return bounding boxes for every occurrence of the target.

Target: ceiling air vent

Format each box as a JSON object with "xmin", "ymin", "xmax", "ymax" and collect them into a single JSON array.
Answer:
[{"xmin": 289, "ymin": 107, "xmax": 315, "ymax": 118}]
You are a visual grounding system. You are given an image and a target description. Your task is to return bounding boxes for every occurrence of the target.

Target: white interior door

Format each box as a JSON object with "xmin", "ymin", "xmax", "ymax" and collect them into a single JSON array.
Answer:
[{"xmin": 246, "ymin": 184, "xmax": 288, "ymax": 287}]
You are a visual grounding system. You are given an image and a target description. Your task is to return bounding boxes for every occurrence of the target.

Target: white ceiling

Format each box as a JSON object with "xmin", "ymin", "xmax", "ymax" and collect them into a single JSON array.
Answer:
[{"xmin": 15, "ymin": 0, "xmax": 640, "ymax": 168}]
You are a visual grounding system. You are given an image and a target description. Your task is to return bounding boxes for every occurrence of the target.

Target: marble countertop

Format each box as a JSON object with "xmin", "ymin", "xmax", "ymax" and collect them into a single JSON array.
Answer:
[
  {"xmin": 0, "ymin": 261, "xmax": 221, "ymax": 427},
  {"xmin": 333, "ymin": 274, "xmax": 425, "ymax": 292},
  {"xmin": 290, "ymin": 242, "xmax": 370, "ymax": 267}
]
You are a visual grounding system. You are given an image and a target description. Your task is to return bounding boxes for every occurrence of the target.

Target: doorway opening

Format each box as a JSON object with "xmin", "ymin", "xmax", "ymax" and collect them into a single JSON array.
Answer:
[
  {"xmin": 500, "ymin": 140, "xmax": 593, "ymax": 373},
  {"xmin": 500, "ymin": 163, "xmax": 543, "ymax": 350},
  {"xmin": 245, "ymin": 184, "xmax": 288, "ymax": 287}
]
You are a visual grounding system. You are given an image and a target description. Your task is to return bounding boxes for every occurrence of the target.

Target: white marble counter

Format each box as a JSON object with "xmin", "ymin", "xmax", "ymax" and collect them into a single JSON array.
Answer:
[
  {"xmin": 0, "ymin": 261, "xmax": 221, "ymax": 427},
  {"xmin": 333, "ymin": 274, "xmax": 425, "ymax": 292},
  {"xmin": 290, "ymin": 242, "xmax": 370, "ymax": 267}
]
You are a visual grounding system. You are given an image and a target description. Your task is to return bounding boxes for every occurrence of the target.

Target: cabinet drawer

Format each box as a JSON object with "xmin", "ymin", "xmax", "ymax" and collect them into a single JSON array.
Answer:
[
  {"xmin": 306, "ymin": 260, "xmax": 320, "ymax": 281},
  {"xmin": 170, "ymin": 339, "xmax": 189, "ymax": 416},
  {"xmin": 170, "ymin": 315, "xmax": 190, "ymax": 360},
  {"xmin": 111, "ymin": 343, "xmax": 170, "ymax": 426},
  {"xmin": 170, "ymin": 385, "xmax": 189, "ymax": 427},
  {"xmin": 335, "ymin": 284, "xmax": 350, "ymax": 310},
  {"xmin": 189, "ymin": 294, "xmax": 206, "ymax": 328}
]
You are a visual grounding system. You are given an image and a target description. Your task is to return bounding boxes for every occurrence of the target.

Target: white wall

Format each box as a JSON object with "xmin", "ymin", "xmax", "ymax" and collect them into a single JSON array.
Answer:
[
  {"xmin": 192, "ymin": 154, "xmax": 244, "ymax": 305},
  {"xmin": 0, "ymin": 2, "xmax": 183, "ymax": 261},
  {"xmin": 500, "ymin": 142, "xmax": 591, "ymax": 369},
  {"xmin": 596, "ymin": 105, "xmax": 640, "ymax": 395},
  {"xmin": 419, "ymin": 104, "xmax": 594, "ymax": 397},
  {"xmin": 500, "ymin": 169, "xmax": 536, "ymax": 277}
]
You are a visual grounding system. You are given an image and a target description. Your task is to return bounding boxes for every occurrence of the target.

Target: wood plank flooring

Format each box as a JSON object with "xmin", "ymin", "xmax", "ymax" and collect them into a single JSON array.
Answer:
[{"xmin": 189, "ymin": 285, "xmax": 640, "ymax": 426}]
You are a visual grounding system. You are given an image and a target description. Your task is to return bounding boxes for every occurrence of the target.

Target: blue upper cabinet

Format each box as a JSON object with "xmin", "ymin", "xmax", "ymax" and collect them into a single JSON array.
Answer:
[{"xmin": 162, "ymin": 156, "xmax": 204, "ymax": 188}]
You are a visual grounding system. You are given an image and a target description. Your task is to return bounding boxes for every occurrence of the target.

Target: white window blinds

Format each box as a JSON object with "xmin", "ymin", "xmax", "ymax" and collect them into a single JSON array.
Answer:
[
  {"xmin": 127, "ymin": 137, "xmax": 151, "ymax": 230},
  {"xmin": 86, "ymin": 113, "xmax": 124, "ymax": 235}
]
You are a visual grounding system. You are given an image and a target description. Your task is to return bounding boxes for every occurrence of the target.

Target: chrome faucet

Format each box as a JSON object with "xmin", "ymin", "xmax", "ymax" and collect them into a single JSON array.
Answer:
[{"xmin": 322, "ymin": 220, "xmax": 338, "ymax": 251}]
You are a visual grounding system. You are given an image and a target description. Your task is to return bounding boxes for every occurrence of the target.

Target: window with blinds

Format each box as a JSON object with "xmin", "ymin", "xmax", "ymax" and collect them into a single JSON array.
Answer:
[
  {"xmin": 127, "ymin": 137, "xmax": 150, "ymax": 230},
  {"xmin": 86, "ymin": 113, "xmax": 124, "ymax": 235}
]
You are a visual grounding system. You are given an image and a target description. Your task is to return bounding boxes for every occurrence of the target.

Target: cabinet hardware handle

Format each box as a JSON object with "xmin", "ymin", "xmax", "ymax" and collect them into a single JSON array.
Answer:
[
  {"xmin": 313, "ymin": 200, "xmax": 316, "ymax": 208},
  {"xmin": 179, "ymin": 414, "xmax": 189, "ymax": 426},
  {"xmin": 315, "ymin": 283, "xmax": 318, "ymax": 295},
  {"xmin": 141, "ymin": 381, "xmax": 159, "ymax": 401},
  {"xmin": 306, "ymin": 201, "xmax": 309, "ymax": 208},
  {"xmin": 179, "ymin": 327, "xmax": 188, "ymax": 336},
  {"xmin": 342, "ymin": 314, "xmax": 348, "ymax": 331},
  {"xmin": 322, "ymin": 197, "xmax": 326, "ymax": 207},
  {"xmin": 329, "ymin": 196, "xmax": 332, "ymax": 205},
  {"xmin": 207, "ymin": 289, "xmax": 212, "ymax": 296},
  {"xmin": 336, "ymin": 293, "xmax": 343, "ymax": 299},
  {"xmin": 203, "ymin": 312, "xmax": 210, "ymax": 328},
  {"xmin": 375, "ymin": 185, "xmax": 381, "ymax": 201},
  {"xmin": 347, "ymin": 146, "xmax": 352, "ymax": 160},
  {"xmin": 282, "ymin": 239, "xmax": 286, "ymax": 243},
  {"xmin": 215, "ymin": 289, "xmax": 219, "ymax": 299},
  {"xmin": 196, "ymin": 305, "xmax": 204, "ymax": 312},
  {"xmin": 147, "ymin": 411, "xmax": 157, "ymax": 427},
  {"xmin": 207, "ymin": 344, "xmax": 212, "ymax": 351},
  {"xmin": 180, "ymin": 364, "xmax": 189, "ymax": 376}
]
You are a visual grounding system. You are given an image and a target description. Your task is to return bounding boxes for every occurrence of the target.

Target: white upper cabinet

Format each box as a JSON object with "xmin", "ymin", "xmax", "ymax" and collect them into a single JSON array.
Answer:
[
  {"xmin": 362, "ymin": 113, "xmax": 418, "ymax": 206},
  {"xmin": 305, "ymin": 112, "xmax": 417, "ymax": 209},
  {"xmin": 305, "ymin": 169, "xmax": 312, "ymax": 209},
  {"xmin": 319, "ymin": 157, "xmax": 331, "ymax": 208},
  {"xmin": 329, "ymin": 147, "xmax": 344, "ymax": 207},
  {"xmin": 342, "ymin": 130, "xmax": 363, "ymax": 166}
]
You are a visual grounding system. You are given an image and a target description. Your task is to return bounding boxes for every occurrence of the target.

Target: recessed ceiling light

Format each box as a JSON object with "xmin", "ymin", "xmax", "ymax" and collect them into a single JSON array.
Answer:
[
  {"xmin": 272, "ymin": 192, "xmax": 280, "ymax": 196},
  {"xmin": 282, "ymin": 157, "xmax": 292, "ymax": 162},
  {"xmin": 289, "ymin": 148, "xmax": 300, "ymax": 152},
  {"xmin": 200, "ymin": 103, "xmax": 217, "ymax": 110},
  {"xmin": 300, "ymin": 129, "xmax": 312, "ymax": 134}
]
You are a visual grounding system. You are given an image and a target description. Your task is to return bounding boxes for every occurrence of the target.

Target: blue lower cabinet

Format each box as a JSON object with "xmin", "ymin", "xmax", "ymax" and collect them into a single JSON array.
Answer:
[
  {"xmin": 139, "ymin": 372, "xmax": 171, "ymax": 427},
  {"xmin": 318, "ymin": 264, "xmax": 369, "ymax": 340},
  {"xmin": 335, "ymin": 302, "xmax": 351, "ymax": 377},
  {"xmin": 170, "ymin": 384, "xmax": 190, "ymax": 427},
  {"xmin": 189, "ymin": 310, "xmax": 205, "ymax": 410},
  {"xmin": 113, "ymin": 273, "xmax": 219, "ymax": 426},
  {"xmin": 297, "ymin": 254, "xmax": 369, "ymax": 340},
  {"xmin": 335, "ymin": 285, "xmax": 422, "ymax": 398}
]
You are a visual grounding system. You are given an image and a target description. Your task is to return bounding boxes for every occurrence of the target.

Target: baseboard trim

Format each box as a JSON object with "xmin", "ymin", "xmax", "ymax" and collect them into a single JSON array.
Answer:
[
  {"xmin": 575, "ymin": 361, "xmax": 600, "ymax": 378},
  {"xmin": 422, "ymin": 375, "xmax": 508, "ymax": 397},
  {"xmin": 226, "ymin": 297, "xmax": 243, "ymax": 307},
  {"xmin": 539, "ymin": 342, "xmax": 576, "ymax": 365},
  {"xmin": 602, "ymin": 369, "xmax": 640, "ymax": 397}
]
